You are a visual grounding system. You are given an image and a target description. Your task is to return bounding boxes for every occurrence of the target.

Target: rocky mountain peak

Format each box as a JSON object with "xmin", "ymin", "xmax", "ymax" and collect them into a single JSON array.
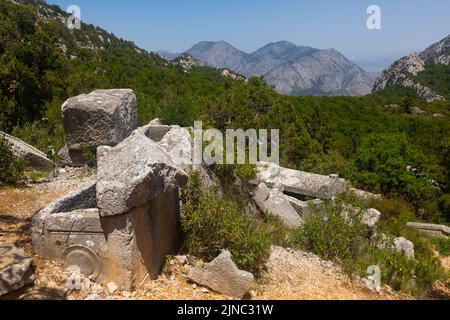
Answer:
[
  {"xmin": 373, "ymin": 35, "xmax": 449, "ymax": 102},
  {"xmin": 419, "ymin": 34, "xmax": 450, "ymax": 65},
  {"xmin": 173, "ymin": 53, "xmax": 204, "ymax": 72},
  {"xmin": 180, "ymin": 41, "xmax": 374, "ymax": 96},
  {"xmin": 389, "ymin": 53, "xmax": 426, "ymax": 77}
]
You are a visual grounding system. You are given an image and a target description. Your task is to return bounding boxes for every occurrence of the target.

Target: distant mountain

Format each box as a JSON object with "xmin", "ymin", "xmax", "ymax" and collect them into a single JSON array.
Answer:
[
  {"xmin": 373, "ymin": 35, "xmax": 449, "ymax": 101},
  {"xmin": 157, "ymin": 50, "xmax": 181, "ymax": 61},
  {"xmin": 160, "ymin": 41, "xmax": 375, "ymax": 96}
]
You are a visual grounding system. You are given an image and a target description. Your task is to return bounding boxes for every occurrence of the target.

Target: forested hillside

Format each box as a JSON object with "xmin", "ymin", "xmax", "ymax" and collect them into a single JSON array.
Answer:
[{"xmin": 1, "ymin": 0, "xmax": 449, "ymax": 224}]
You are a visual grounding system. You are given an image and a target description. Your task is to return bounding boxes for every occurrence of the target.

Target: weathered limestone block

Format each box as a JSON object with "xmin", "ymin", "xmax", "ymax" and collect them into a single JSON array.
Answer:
[
  {"xmin": 96, "ymin": 130, "xmax": 188, "ymax": 217},
  {"xmin": 31, "ymin": 181, "xmax": 182, "ymax": 290},
  {"xmin": 350, "ymin": 188, "xmax": 382, "ymax": 200},
  {"xmin": 0, "ymin": 245, "xmax": 35, "ymax": 296},
  {"xmin": 285, "ymin": 195, "xmax": 310, "ymax": 217},
  {"xmin": 139, "ymin": 122, "xmax": 172, "ymax": 143},
  {"xmin": 394, "ymin": 237, "xmax": 415, "ymax": 260},
  {"xmin": 158, "ymin": 126, "xmax": 193, "ymax": 168},
  {"xmin": 188, "ymin": 250, "xmax": 254, "ymax": 298},
  {"xmin": 62, "ymin": 89, "xmax": 138, "ymax": 150},
  {"xmin": 361, "ymin": 208, "xmax": 381, "ymax": 229},
  {"xmin": 253, "ymin": 182, "xmax": 303, "ymax": 228},
  {"xmin": 254, "ymin": 162, "xmax": 348, "ymax": 199},
  {"xmin": 0, "ymin": 131, "xmax": 54, "ymax": 170},
  {"xmin": 406, "ymin": 222, "xmax": 450, "ymax": 238}
]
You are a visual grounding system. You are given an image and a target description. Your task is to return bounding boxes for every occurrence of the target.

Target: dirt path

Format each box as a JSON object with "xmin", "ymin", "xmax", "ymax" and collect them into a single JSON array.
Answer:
[{"xmin": 0, "ymin": 172, "xmax": 412, "ymax": 300}]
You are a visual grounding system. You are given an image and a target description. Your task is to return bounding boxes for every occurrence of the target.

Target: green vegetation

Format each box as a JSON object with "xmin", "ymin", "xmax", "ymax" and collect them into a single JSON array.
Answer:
[
  {"xmin": 1, "ymin": 1, "xmax": 448, "ymax": 224},
  {"xmin": 181, "ymin": 171, "xmax": 272, "ymax": 274},
  {"xmin": 289, "ymin": 195, "xmax": 448, "ymax": 296},
  {"xmin": 1, "ymin": 0, "xmax": 448, "ymax": 298},
  {"xmin": 432, "ymin": 237, "xmax": 450, "ymax": 257},
  {"xmin": 415, "ymin": 64, "xmax": 450, "ymax": 99},
  {"xmin": 0, "ymin": 137, "xmax": 26, "ymax": 184}
]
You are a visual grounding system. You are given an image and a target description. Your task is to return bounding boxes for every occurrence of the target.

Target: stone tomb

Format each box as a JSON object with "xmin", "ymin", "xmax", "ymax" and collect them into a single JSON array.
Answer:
[
  {"xmin": 32, "ymin": 129, "xmax": 187, "ymax": 290},
  {"xmin": 32, "ymin": 182, "xmax": 182, "ymax": 290}
]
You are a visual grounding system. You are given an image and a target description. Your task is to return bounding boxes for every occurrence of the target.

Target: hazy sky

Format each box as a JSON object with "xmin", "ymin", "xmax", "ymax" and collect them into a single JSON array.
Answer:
[{"xmin": 47, "ymin": 0, "xmax": 449, "ymax": 64}]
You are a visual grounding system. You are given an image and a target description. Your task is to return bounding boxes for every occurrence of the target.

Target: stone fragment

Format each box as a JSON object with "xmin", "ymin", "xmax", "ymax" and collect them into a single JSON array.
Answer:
[
  {"xmin": 58, "ymin": 145, "xmax": 88, "ymax": 167},
  {"xmin": 96, "ymin": 129, "xmax": 187, "ymax": 217},
  {"xmin": 362, "ymin": 208, "xmax": 381, "ymax": 229},
  {"xmin": 253, "ymin": 183, "xmax": 303, "ymax": 228},
  {"xmin": 406, "ymin": 222, "xmax": 450, "ymax": 238},
  {"xmin": 254, "ymin": 162, "xmax": 348, "ymax": 199},
  {"xmin": 61, "ymin": 89, "xmax": 138, "ymax": 150},
  {"xmin": 394, "ymin": 237, "xmax": 415, "ymax": 260},
  {"xmin": 106, "ymin": 282, "xmax": 118, "ymax": 294},
  {"xmin": 0, "ymin": 245, "xmax": 35, "ymax": 296},
  {"xmin": 188, "ymin": 250, "xmax": 254, "ymax": 298}
]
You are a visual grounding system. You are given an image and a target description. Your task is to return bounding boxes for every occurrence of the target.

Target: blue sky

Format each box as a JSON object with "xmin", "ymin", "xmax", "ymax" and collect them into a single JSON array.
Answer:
[{"xmin": 47, "ymin": 0, "xmax": 449, "ymax": 69}]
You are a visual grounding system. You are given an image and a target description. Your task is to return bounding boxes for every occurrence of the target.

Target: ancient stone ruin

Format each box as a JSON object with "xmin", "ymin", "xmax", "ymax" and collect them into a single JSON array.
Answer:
[
  {"xmin": 406, "ymin": 222, "xmax": 450, "ymax": 238},
  {"xmin": 32, "ymin": 89, "xmax": 188, "ymax": 290},
  {"xmin": 58, "ymin": 89, "xmax": 138, "ymax": 167},
  {"xmin": 253, "ymin": 161, "xmax": 348, "ymax": 200},
  {"xmin": 26, "ymin": 88, "xmax": 416, "ymax": 297}
]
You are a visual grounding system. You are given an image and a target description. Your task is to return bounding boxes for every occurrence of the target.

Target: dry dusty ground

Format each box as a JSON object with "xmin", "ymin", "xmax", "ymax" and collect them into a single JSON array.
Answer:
[{"xmin": 0, "ymin": 170, "xmax": 445, "ymax": 300}]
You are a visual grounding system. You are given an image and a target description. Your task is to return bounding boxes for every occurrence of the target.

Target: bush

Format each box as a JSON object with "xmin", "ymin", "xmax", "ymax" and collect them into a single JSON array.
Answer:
[
  {"xmin": 0, "ymin": 137, "xmax": 26, "ymax": 184},
  {"xmin": 354, "ymin": 133, "xmax": 438, "ymax": 211},
  {"xmin": 181, "ymin": 171, "xmax": 271, "ymax": 274},
  {"xmin": 438, "ymin": 194, "xmax": 450, "ymax": 222},
  {"xmin": 12, "ymin": 121, "xmax": 66, "ymax": 161},
  {"xmin": 289, "ymin": 196, "xmax": 448, "ymax": 296},
  {"xmin": 289, "ymin": 199, "xmax": 371, "ymax": 273},
  {"xmin": 432, "ymin": 237, "xmax": 450, "ymax": 257}
]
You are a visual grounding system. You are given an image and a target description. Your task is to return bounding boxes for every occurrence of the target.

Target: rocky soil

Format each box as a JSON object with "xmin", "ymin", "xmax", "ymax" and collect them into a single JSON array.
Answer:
[{"xmin": 0, "ymin": 169, "xmax": 435, "ymax": 300}]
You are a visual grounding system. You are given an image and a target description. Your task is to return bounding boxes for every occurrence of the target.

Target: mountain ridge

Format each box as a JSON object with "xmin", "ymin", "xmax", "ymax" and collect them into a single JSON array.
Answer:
[
  {"xmin": 159, "ymin": 40, "xmax": 375, "ymax": 97},
  {"xmin": 373, "ymin": 34, "xmax": 449, "ymax": 101}
]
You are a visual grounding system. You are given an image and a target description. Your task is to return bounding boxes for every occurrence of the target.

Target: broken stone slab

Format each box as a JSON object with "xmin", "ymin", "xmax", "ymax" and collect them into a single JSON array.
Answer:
[
  {"xmin": 188, "ymin": 250, "xmax": 254, "ymax": 299},
  {"xmin": 0, "ymin": 131, "xmax": 54, "ymax": 170},
  {"xmin": 285, "ymin": 195, "xmax": 310, "ymax": 217},
  {"xmin": 158, "ymin": 126, "xmax": 193, "ymax": 168},
  {"xmin": 0, "ymin": 244, "xmax": 35, "ymax": 296},
  {"xmin": 96, "ymin": 129, "xmax": 188, "ymax": 217},
  {"xmin": 394, "ymin": 237, "xmax": 415, "ymax": 260},
  {"xmin": 406, "ymin": 222, "xmax": 450, "ymax": 238},
  {"xmin": 139, "ymin": 121, "xmax": 173, "ymax": 143},
  {"xmin": 253, "ymin": 162, "xmax": 348, "ymax": 199},
  {"xmin": 350, "ymin": 188, "xmax": 382, "ymax": 200},
  {"xmin": 62, "ymin": 89, "xmax": 138, "ymax": 150},
  {"xmin": 253, "ymin": 182, "xmax": 303, "ymax": 228}
]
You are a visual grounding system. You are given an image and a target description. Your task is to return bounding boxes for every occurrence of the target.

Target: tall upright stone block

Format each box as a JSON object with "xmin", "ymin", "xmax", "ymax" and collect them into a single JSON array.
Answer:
[{"xmin": 60, "ymin": 89, "xmax": 138, "ymax": 167}]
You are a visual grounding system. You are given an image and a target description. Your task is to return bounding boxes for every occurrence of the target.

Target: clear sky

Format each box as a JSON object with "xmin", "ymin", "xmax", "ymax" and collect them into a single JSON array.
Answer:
[{"xmin": 47, "ymin": 0, "xmax": 449, "ymax": 65}]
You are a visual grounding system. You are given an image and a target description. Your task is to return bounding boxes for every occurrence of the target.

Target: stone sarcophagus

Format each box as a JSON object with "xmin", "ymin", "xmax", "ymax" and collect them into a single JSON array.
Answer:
[
  {"xmin": 32, "ymin": 128, "xmax": 188, "ymax": 290},
  {"xmin": 32, "ymin": 183, "xmax": 182, "ymax": 290}
]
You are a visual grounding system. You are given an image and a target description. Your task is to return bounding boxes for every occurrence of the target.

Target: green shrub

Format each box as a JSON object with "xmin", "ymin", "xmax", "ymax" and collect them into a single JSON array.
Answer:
[
  {"xmin": 289, "ymin": 196, "xmax": 447, "ymax": 296},
  {"xmin": 431, "ymin": 237, "xmax": 450, "ymax": 257},
  {"xmin": 181, "ymin": 171, "xmax": 271, "ymax": 274},
  {"xmin": 12, "ymin": 121, "xmax": 66, "ymax": 161},
  {"xmin": 289, "ymin": 199, "xmax": 371, "ymax": 274},
  {"xmin": 0, "ymin": 137, "xmax": 26, "ymax": 184},
  {"xmin": 438, "ymin": 194, "xmax": 450, "ymax": 222}
]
